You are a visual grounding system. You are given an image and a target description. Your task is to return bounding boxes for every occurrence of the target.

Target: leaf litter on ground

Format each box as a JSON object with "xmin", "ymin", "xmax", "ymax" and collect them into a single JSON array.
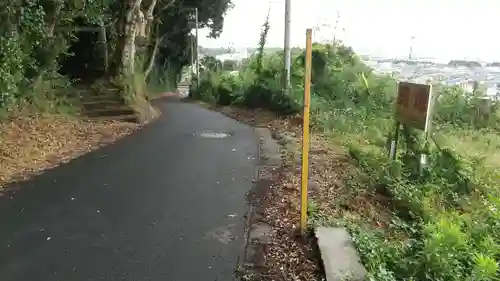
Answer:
[{"xmin": 0, "ymin": 114, "xmax": 139, "ymax": 192}]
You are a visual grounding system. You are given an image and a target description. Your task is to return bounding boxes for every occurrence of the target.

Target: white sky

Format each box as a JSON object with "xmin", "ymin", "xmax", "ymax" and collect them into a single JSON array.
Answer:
[{"xmin": 198, "ymin": 0, "xmax": 498, "ymax": 61}]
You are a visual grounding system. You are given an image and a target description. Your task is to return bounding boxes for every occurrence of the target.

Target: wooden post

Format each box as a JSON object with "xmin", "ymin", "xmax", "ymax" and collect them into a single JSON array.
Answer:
[
  {"xmin": 389, "ymin": 121, "xmax": 400, "ymax": 160},
  {"xmin": 300, "ymin": 28, "xmax": 313, "ymax": 236},
  {"xmin": 420, "ymin": 84, "xmax": 434, "ymax": 173},
  {"xmin": 99, "ymin": 20, "xmax": 109, "ymax": 72}
]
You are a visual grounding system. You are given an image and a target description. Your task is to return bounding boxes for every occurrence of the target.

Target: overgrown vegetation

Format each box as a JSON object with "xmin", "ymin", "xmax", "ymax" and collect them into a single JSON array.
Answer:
[
  {"xmin": 0, "ymin": 0, "xmax": 232, "ymax": 116},
  {"xmin": 193, "ymin": 16, "xmax": 500, "ymax": 281}
]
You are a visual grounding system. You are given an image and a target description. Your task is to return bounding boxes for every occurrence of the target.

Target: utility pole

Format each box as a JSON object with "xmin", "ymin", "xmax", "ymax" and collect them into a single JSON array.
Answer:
[
  {"xmin": 283, "ymin": 0, "xmax": 291, "ymax": 94},
  {"xmin": 332, "ymin": 10, "xmax": 340, "ymax": 44},
  {"xmin": 408, "ymin": 36, "xmax": 416, "ymax": 60},
  {"xmin": 195, "ymin": 8, "xmax": 200, "ymax": 91},
  {"xmin": 191, "ymin": 34, "xmax": 195, "ymax": 74}
]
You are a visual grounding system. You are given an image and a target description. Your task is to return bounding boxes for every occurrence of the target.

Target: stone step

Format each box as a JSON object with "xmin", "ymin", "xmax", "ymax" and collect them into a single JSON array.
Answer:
[
  {"xmin": 82, "ymin": 101, "xmax": 125, "ymax": 111},
  {"xmin": 80, "ymin": 94, "xmax": 124, "ymax": 103},
  {"xmin": 82, "ymin": 99, "xmax": 123, "ymax": 104},
  {"xmin": 85, "ymin": 114, "xmax": 139, "ymax": 123},
  {"xmin": 83, "ymin": 108, "xmax": 136, "ymax": 118}
]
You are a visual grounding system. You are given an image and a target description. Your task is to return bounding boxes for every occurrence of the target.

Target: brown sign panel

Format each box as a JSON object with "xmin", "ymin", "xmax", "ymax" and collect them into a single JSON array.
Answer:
[{"xmin": 395, "ymin": 81, "xmax": 432, "ymax": 130}]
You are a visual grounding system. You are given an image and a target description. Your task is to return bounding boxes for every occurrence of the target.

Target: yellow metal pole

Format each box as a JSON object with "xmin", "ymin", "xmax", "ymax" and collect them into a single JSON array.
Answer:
[{"xmin": 300, "ymin": 28, "xmax": 312, "ymax": 235}]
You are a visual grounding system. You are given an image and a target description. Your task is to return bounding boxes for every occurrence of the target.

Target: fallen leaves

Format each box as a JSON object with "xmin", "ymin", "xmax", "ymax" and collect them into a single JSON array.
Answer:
[
  {"xmin": 258, "ymin": 132, "xmax": 346, "ymax": 281},
  {"xmin": 213, "ymin": 106, "xmax": 391, "ymax": 281},
  {"xmin": 0, "ymin": 114, "xmax": 139, "ymax": 192}
]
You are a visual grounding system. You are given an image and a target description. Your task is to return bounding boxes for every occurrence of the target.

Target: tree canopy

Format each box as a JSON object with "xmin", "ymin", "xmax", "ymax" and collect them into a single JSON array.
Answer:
[{"xmin": 0, "ymin": 0, "xmax": 233, "ymax": 106}]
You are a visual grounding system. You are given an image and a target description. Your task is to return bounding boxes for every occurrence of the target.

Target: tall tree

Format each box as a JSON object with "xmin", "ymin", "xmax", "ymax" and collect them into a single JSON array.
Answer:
[{"xmin": 110, "ymin": 0, "xmax": 233, "ymax": 78}]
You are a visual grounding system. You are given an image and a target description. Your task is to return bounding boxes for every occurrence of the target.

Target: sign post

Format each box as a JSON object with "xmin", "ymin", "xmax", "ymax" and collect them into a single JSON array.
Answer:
[
  {"xmin": 389, "ymin": 121, "xmax": 400, "ymax": 160},
  {"xmin": 300, "ymin": 28, "xmax": 312, "ymax": 236},
  {"xmin": 391, "ymin": 81, "xmax": 434, "ymax": 168}
]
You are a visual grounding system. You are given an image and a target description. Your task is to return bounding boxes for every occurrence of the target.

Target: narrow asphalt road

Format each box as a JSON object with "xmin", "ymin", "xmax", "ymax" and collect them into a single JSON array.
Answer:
[{"xmin": 0, "ymin": 99, "xmax": 259, "ymax": 281}]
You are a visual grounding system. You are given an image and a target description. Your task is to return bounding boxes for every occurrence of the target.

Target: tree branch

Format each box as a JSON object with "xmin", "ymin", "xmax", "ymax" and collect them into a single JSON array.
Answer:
[
  {"xmin": 126, "ymin": 0, "xmax": 143, "ymax": 25},
  {"xmin": 143, "ymin": 0, "xmax": 157, "ymax": 37},
  {"xmin": 155, "ymin": 0, "xmax": 176, "ymax": 16},
  {"xmin": 144, "ymin": 35, "xmax": 161, "ymax": 79},
  {"xmin": 146, "ymin": 0, "xmax": 158, "ymax": 20},
  {"xmin": 48, "ymin": 0, "xmax": 63, "ymax": 36},
  {"xmin": 145, "ymin": 24, "xmax": 168, "ymax": 79}
]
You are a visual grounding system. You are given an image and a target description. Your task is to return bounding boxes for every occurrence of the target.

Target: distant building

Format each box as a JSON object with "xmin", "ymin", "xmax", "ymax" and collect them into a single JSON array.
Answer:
[{"xmin": 215, "ymin": 48, "xmax": 250, "ymax": 64}]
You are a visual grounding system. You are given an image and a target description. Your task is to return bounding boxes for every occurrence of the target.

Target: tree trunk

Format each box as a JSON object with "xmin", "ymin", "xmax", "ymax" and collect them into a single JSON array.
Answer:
[
  {"xmin": 99, "ymin": 21, "xmax": 109, "ymax": 72},
  {"xmin": 123, "ymin": 0, "xmax": 144, "ymax": 75},
  {"xmin": 110, "ymin": 0, "xmax": 179, "ymax": 77},
  {"xmin": 110, "ymin": 0, "xmax": 144, "ymax": 77}
]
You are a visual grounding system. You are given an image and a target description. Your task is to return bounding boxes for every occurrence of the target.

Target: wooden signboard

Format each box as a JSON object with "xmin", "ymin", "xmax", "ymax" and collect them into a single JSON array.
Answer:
[
  {"xmin": 395, "ymin": 81, "xmax": 433, "ymax": 131},
  {"xmin": 390, "ymin": 81, "xmax": 434, "ymax": 165}
]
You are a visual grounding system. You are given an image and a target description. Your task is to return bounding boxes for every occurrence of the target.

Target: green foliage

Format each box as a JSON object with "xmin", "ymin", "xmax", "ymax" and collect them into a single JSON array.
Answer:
[
  {"xmin": 305, "ymin": 62, "xmax": 500, "ymax": 279},
  {"xmin": 0, "ymin": 0, "xmax": 108, "ymax": 109},
  {"xmin": 145, "ymin": 64, "xmax": 176, "ymax": 98},
  {"xmin": 0, "ymin": 35, "xmax": 25, "ymax": 105},
  {"xmin": 192, "ymin": 15, "xmax": 300, "ymax": 114},
  {"xmin": 343, "ymin": 130, "xmax": 500, "ymax": 280},
  {"xmin": 0, "ymin": 0, "xmax": 234, "ymax": 116},
  {"xmin": 294, "ymin": 47, "xmax": 500, "ymax": 281},
  {"xmin": 253, "ymin": 13, "xmax": 270, "ymax": 78},
  {"xmin": 155, "ymin": 0, "xmax": 234, "ymax": 77},
  {"xmin": 200, "ymin": 56, "xmax": 222, "ymax": 72}
]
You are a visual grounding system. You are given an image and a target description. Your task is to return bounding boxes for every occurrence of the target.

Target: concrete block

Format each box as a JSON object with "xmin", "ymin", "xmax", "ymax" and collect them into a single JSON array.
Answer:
[
  {"xmin": 316, "ymin": 227, "xmax": 366, "ymax": 281},
  {"xmin": 248, "ymin": 222, "xmax": 272, "ymax": 244}
]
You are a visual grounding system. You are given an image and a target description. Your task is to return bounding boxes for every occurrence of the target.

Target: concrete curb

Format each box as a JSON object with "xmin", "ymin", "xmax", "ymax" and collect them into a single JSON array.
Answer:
[
  {"xmin": 239, "ymin": 127, "xmax": 282, "ymax": 277},
  {"xmin": 316, "ymin": 227, "xmax": 367, "ymax": 281}
]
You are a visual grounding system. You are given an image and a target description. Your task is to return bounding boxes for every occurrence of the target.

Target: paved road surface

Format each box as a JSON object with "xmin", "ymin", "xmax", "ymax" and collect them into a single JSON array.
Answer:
[{"xmin": 0, "ymin": 98, "xmax": 259, "ymax": 281}]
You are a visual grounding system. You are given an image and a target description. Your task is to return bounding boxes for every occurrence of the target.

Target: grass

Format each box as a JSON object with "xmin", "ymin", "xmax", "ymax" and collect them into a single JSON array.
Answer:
[
  {"xmin": 439, "ymin": 127, "xmax": 500, "ymax": 168},
  {"xmin": 308, "ymin": 108, "xmax": 500, "ymax": 280}
]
